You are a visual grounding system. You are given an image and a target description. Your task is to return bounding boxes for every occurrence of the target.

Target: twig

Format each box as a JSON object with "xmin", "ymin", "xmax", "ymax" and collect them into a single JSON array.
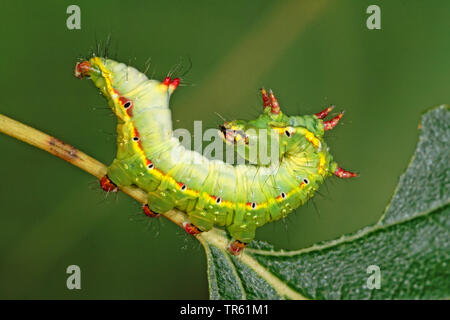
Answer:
[{"xmin": 0, "ymin": 113, "xmax": 186, "ymax": 228}]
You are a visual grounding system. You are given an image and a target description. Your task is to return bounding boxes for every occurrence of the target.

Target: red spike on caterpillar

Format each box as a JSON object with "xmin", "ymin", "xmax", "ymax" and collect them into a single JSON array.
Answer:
[
  {"xmin": 162, "ymin": 76, "xmax": 172, "ymax": 86},
  {"xmin": 168, "ymin": 78, "xmax": 180, "ymax": 95},
  {"xmin": 315, "ymin": 105, "xmax": 335, "ymax": 119},
  {"xmin": 334, "ymin": 166, "xmax": 358, "ymax": 178},
  {"xmin": 324, "ymin": 111, "xmax": 344, "ymax": 131},
  {"xmin": 170, "ymin": 78, "xmax": 180, "ymax": 89},
  {"xmin": 269, "ymin": 89, "xmax": 281, "ymax": 114},
  {"xmin": 261, "ymin": 88, "xmax": 271, "ymax": 110}
]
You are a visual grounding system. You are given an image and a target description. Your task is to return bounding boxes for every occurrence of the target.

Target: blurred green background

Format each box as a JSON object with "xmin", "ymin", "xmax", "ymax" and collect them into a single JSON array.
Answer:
[{"xmin": 0, "ymin": 0, "xmax": 449, "ymax": 299}]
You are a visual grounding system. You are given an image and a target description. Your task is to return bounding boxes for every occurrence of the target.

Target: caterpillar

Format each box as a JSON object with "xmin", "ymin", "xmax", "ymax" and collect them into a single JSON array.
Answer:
[{"xmin": 74, "ymin": 57, "xmax": 357, "ymax": 255}]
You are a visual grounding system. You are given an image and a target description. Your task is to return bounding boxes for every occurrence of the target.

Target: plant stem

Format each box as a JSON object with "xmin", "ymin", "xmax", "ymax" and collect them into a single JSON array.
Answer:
[{"xmin": 0, "ymin": 113, "xmax": 185, "ymax": 228}]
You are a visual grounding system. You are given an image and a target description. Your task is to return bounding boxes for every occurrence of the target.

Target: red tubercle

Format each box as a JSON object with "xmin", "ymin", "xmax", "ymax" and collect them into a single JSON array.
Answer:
[
  {"xmin": 162, "ymin": 77, "xmax": 172, "ymax": 86},
  {"xmin": 324, "ymin": 111, "xmax": 344, "ymax": 131},
  {"xmin": 315, "ymin": 105, "xmax": 335, "ymax": 119},
  {"xmin": 334, "ymin": 166, "xmax": 358, "ymax": 179},
  {"xmin": 170, "ymin": 78, "xmax": 180, "ymax": 90},
  {"xmin": 269, "ymin": 90, "xmax": 280, "ymax": 114},
  {"xmin": 261, "ymin": 88, "xmax": 271, "ymax": 110},
  {"xmin": 74, "ymin": 61, "xmax": 92, "ymax": 79}
]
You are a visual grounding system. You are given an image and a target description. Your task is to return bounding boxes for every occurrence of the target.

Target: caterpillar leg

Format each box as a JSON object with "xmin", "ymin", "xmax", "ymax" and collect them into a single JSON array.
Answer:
[
  {"xmin": 147, "ymin": 191, "xmax": 175, "ymax": 213},
  {"xmin": 226, "ymin": 223, "xmax": 255, "ymax": 255},
  {"xmin": 182, "ymin": 210, "xmax": 215, "ymax": 236},
  {"xmin": 227, "ymin": 240, "xmax": 247, "ymax": 256},
  {"xmin": 142, "ymin": 204, "xmax": 160, "ymax": 218},
  {"xmin": 182, "ymin": 222, "xmax": 203, "ymax": 235},
  {"xmin": 99, "ymin": 175, "xmax": 118, "ymax": 192}
]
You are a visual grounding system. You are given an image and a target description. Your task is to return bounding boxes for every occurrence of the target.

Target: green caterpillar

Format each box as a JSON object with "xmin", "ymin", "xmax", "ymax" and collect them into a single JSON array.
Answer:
[{"xmin": 75, "ymin": 57, "xmax": 357, "ymax": 255}]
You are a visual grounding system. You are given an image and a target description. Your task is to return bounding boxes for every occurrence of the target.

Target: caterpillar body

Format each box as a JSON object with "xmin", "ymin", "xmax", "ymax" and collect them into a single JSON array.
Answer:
[{"xmin": 75, "ymin": 57, "xmax": 357, "ymax": 255}]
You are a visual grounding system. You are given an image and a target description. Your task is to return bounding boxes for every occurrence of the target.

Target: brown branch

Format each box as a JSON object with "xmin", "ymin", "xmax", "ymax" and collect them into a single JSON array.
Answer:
[{"xmin": 0, "ymin": 113, "xmax": 185, "ymax": 228}]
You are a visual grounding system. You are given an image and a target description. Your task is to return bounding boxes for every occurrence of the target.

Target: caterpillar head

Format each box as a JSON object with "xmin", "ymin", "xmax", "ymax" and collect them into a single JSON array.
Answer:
[
  {"xmin": 219, "ymin": 120, "xmax": 294, "ymax": 166},
  {"xmin": 219, "ymin": 120, "xmax": 249, "ymax": 145}
]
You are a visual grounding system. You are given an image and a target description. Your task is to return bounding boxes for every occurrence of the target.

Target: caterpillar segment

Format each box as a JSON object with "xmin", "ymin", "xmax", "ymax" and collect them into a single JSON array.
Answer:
[{"xmin": 75, "ymin": 57, "xmax": 357, "ymax": 255}]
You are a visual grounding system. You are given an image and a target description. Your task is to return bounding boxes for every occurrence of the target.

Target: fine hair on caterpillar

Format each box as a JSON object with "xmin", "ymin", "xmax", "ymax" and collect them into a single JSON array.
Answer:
[{"xmin": 75, "ymin": 55, "xmax": 358, "ymax": 255}]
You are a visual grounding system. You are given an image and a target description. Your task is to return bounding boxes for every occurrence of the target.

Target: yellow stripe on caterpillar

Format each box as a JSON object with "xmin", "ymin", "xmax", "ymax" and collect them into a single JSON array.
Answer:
[{"xmin": 318, "ymin": 153, "xmax": 327, "ymax": 175}]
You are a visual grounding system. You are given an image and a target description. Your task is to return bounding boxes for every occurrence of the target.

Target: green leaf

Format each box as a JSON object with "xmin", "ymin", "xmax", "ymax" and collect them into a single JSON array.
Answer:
[{"xmin": 198, "ymin": 105, "xmax": 450, "ymax": 300}]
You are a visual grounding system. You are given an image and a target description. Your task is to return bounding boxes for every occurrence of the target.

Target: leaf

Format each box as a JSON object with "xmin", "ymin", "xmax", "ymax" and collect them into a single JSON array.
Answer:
[{"xmin": 197, "ymin": 105, "xmax": 450, "ymax": 300}]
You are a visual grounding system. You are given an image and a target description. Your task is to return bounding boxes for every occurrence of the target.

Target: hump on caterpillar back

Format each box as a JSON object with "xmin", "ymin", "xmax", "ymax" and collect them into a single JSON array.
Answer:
[
  {"xmin": 288, "ymin": 114, "xmax": 325, "ymax": 137},
  {"xmin": 92, "ymin": 58, "xmax": 149, "ymax": 92},
  {"xmin": 88, "ymin": 57, "xmax": 171, "ymax": 109}
]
